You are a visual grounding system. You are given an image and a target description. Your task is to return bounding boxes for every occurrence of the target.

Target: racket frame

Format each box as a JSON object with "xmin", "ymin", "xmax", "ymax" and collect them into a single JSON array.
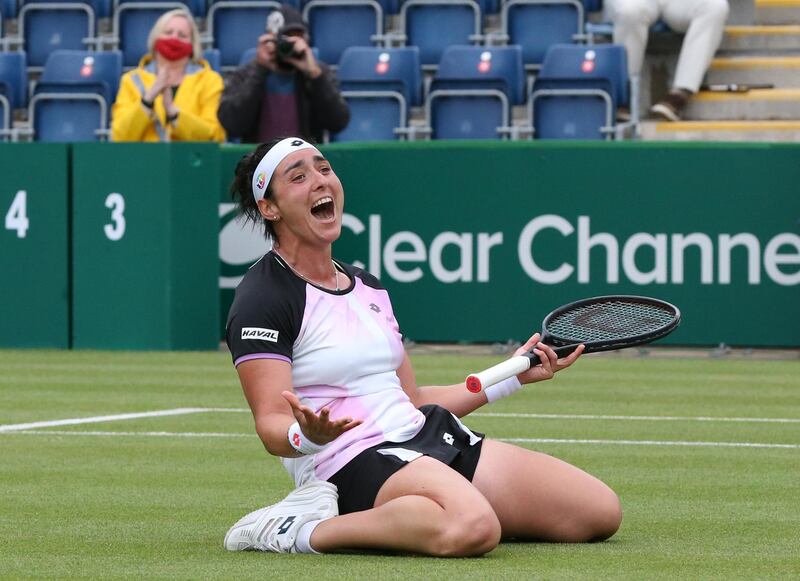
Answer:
[{"xmin": 465, "ymin": 295, "xmax": 681, "ymax": 393}]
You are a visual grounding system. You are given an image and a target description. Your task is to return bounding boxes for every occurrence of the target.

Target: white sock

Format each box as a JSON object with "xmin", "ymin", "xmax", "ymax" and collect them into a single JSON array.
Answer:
[{"xmin": 294, "ymin": 519, "xmax": 323, "ymax": 554}]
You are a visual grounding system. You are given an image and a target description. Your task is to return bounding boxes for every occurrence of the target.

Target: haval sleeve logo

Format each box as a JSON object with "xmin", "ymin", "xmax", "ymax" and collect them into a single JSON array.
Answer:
[{"xmin": 241, "ymin": 327, "xmax": 280, "ymax": 342}]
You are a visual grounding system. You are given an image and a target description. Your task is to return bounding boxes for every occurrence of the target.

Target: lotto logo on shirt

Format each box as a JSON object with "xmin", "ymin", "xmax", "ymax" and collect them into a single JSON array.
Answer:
[{"xmin": 241, "ymin": 327, "xmax": 279, "ymax": 342}]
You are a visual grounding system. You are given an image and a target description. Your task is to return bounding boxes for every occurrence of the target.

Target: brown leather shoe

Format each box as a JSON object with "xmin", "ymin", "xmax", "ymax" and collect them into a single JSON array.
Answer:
[{"xmin": 650, "ymin": 89, "xmax": 691, "ymax": 121}]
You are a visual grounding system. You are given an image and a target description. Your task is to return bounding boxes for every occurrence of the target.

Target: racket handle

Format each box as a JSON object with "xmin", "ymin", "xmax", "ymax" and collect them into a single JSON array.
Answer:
[
  {"xmin": 465, "ymin": 355, "xmax": 532, "ymax": 393},
  {"xmin": 465, "ymin": 345, "xmax": 582, "ymax": 393}
]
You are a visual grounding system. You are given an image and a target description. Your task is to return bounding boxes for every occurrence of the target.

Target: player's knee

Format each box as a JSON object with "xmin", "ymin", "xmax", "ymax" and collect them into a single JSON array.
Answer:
[
  {"xmin": 431, "ymin": 509, "xmax": 501, "ymax": 557},
  {"xmin": 550, "ymin": 487, "xmax": 622, "ymax": 543},
  {"xmin": 577, "ymin": 489, "xmax": 623, "ymax": 542}
]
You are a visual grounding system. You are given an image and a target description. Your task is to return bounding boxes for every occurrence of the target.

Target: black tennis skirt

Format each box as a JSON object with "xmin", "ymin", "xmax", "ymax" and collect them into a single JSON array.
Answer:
[{"xmin": 328, "ymin": 404, "xmax": 485, "ymax": 514}]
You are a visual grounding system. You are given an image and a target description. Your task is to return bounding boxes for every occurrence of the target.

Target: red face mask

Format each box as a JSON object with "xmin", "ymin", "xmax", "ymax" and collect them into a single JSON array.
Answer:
[{"xmin": 154, "ymin": 37, "xmax": 193, "ymax": 61}]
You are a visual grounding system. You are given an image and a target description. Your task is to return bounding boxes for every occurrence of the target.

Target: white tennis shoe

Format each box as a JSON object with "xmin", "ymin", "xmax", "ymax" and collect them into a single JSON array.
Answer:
[{"xmin": 224, "ymin": 480, "xmax": 339, "ymax": 553}]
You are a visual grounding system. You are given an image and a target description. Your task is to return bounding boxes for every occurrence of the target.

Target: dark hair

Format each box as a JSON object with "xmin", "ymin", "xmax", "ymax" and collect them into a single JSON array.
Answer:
[{"xmin": 229, "ymin": 140, "xmax": 282, "ymax": 240}]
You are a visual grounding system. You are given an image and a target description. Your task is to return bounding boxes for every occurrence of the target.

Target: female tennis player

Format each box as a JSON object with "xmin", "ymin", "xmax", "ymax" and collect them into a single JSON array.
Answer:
[{"xmin": 223, "ymin": 138, "xmax": 622, "ymax": 556}]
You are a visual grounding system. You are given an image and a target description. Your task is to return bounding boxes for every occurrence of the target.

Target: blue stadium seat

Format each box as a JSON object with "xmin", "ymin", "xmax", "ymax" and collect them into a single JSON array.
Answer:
[
  {"xmin": 203, "ymin": 48, "xmax": 221, "ymax": 72},
  {"xmin": 375, "ymin": 0, "xmax": 398, "ymax": 14},
  {"xmin": 497, "ymin": 0, "xmax": 586, "ymax": 71},
  {"xmin": 1, "ymin": 0, "xmax": 18, "ymax": 18},
  {"xmin": 111, "ymin": 1, "xmax": 195, "ymax": 67},
  {"xmin": 302, "ymin": 0, "xmax": 385, "ymax": 66},
  {"xmin": 206, "ymin": 0, "xmax": 280, "ymax": 68},
  {"xmin": 115, "ymin": 0, "xmax": 205, "ymax": 17},
  {"xmin": 95, "ymin": 0, "xmax": 111, "ymax": 16},
  {"xmin": 483, "ymin": 0, "xmax": 499, "ymax": 13},
  {"xmin": 0, "ymin": 52, "xmax": 27, "ymax": 141},
  {"xmin": 28, "ymin": 50, "xmax": 123, "ymax": 141},
  {"xmin": 332, "ymin": 46, "xmax": 421, "ymax": 141},
  {"xmin": 398, "ymin": 0, "xmax": 483, "ymax": 69},
  {"xmin": 528, "ymin": 43, "xmax": 628, "ymax": 140},
  {"xmin": 0, "ymin": 52, "xmax": 27, "ymax": 110},
  {"xmin": 19, "ymin": 1, "xmax": 100, "ymax": 69},
  {"xmin": 238, "ymin": 46, "xmax": 258, "ymax": 65},
  {"xmin": 425, "ymin": 45, "xmax": 523, "ymax": 140}
]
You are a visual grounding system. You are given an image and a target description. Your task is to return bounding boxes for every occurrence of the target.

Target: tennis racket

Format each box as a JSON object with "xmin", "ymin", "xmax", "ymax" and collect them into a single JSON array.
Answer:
[{"xmin": 465, "ymin": 295, "xmax": 681, "ymax": 393}]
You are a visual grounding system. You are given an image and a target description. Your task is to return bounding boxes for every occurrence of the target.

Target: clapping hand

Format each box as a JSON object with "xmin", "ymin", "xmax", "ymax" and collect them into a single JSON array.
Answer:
[{"xmin": 144, "ymin": 64, "xmax": 182, "ymax": 118}]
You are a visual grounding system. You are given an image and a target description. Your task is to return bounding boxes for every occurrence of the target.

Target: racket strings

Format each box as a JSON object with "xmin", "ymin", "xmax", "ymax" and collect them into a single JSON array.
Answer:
[{"xmin": 547, "ymin": 300, "xmax": 675, "ymax": 343}]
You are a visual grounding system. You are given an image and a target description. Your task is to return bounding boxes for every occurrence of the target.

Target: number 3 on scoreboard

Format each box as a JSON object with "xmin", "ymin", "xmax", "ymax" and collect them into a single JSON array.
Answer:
[
  {"xmin": 4, "ymin": 190, "xmax": 29, "ymax": 239},
  {"xmin": 104, "ymin": 192, "xmax": 126, "ymax": 241}
]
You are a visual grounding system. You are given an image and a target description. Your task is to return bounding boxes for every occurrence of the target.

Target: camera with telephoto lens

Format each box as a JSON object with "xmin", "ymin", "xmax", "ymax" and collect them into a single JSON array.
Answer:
[{"xmin": 276, "ymin": 35, "xmax": 304, "ymax": 61}]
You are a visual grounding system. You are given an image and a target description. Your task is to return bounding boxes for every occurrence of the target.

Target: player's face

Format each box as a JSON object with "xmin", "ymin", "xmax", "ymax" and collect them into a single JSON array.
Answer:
[{"xmin": 267, "ymin": 149, "xmax": 344, "ymax": 248}]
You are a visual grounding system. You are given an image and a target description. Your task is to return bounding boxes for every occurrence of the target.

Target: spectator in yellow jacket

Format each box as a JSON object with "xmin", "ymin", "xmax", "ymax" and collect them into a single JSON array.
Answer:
[{"xmin": 112, "ymin": 9, "xmax": 226, "ymax": 142}]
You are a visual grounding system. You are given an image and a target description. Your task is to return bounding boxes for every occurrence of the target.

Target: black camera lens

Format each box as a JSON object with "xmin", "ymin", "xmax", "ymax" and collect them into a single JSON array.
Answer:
[{"xmin": 276, "ymin": 36, "xmax": 302, "ymax": 60}]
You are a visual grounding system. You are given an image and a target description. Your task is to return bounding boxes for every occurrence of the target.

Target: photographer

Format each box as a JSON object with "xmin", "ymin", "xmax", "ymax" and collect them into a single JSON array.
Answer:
[{"xmin": 217, "ymin": 4, "xmax": 349, "ymax": 143}]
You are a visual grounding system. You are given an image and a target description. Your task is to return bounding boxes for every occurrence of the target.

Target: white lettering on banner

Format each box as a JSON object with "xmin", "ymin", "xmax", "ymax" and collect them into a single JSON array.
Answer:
[
  {"xmin": 578, "ymin": 216, "xmax": 618, "ymax": 284},
  {"xmin": 477, "ymin": 232, "xmax": 503, "ymax": 282},
  {"xmin": 4, "ymin": 190, "xmax": 29, "ymax": 238},
  {"xmin": 718, "ymin": 233, "xmax": 760, "ymax": 284},
  {"xmin": 515, "ymin": 215, "xmax": 799, "ymax": 287},
  {"xmin": 103, "ymin": 193, "xmax": 126, "ymax": 241},
  {"xmin": 223, "ymin": 210, "xmax": 800, "ymax": 287},
  {"xmin": 341, "ymin": 215, "xmax": 503, "ymax": 284},
  {"xmin": 342, "ymin": 213, "xmax": 366, "ymax": 270},
  {"xmin": 518, "ymin": 214, "xmax": 574, "ymax": 284},
  {"xmin": 671, "ymin": 234, "xmax": 714, "ymax": 284},
  {"xmin": 369, "ymin": 214, "xmax": 382, "ymax": 277},
  {"xmin": 384, "ymin": 231, "xmax": 426, "ymax": 283},
  {"xmin": 219, "ymin": 203, "xmax": 271, "ymax": 289},
  {"xmin": 764, "ymin": 234, "xmax": 800, "ymax": 286},
  {"xmin": 622, "ymin": 233, "xmax": 668, "ymax": 285},
  {"xmin": 430, "ymin": 233, "xmax": 472, "ymax": 283}
]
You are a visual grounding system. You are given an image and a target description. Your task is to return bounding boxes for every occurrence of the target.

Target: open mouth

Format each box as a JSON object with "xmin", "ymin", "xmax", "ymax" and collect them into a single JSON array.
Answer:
[{"xmin": 310, "ymin": 196, "xmax": 335, "ymax": 221}]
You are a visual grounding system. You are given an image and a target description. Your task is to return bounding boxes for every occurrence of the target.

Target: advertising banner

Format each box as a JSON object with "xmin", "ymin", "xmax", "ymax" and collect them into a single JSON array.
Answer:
[{"xmin": 220, "ymin": 142, "xmax": 800, "ymax": 347}]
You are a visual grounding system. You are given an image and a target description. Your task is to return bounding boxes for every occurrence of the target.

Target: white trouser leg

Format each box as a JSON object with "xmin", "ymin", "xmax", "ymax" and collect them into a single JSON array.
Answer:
[
  {"xmin": 660, "ymin": 0, "xmax": 730, "ymax": 93},
  {"xmin": 605, "ymin": 0, "xmax": 661, "ymax": 77}
]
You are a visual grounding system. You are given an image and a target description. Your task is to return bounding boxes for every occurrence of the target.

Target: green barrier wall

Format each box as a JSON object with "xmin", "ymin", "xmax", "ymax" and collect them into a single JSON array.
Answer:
[
  {"xmin": 220, "ymin": 142, "xmax": 800, "ymax": 347},
  {"xmin": 1, "ymin": 143, "xmax": 797, "ymax": 350},
  {"xmin": 0, "ymin": 144, "xmax": 70, "ymax": 348},
  {"xmin": 71, "ymin": 143, "xmax": 220, "ymax": 350}
]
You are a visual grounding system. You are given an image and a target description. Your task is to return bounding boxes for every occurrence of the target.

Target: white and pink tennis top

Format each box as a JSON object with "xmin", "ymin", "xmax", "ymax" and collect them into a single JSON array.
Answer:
[{"xmin": 226, "ymin": 251, "xmax": 425, "ymax": 485}]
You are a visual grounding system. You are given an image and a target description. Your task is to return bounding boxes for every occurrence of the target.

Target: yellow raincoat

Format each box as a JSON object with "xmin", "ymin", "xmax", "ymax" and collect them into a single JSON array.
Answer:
[{"xmin": 111, "ymin": 54, "xmax": 226, "ymax": 142}]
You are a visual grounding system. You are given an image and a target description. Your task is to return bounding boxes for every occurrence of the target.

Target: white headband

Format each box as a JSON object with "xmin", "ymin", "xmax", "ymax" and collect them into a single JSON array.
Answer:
[{"xmin": 251, "ymin": 137, "xmax": 320, "ymax": 202}]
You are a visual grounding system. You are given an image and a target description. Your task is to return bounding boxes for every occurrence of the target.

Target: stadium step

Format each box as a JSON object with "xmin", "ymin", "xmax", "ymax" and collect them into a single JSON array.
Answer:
[
  {"xmin": 684, "ymin": 88, "xmax": 800, "ymax": 120},
  {"xmin": 640, "ymin": 120, "xmax": 800, "ymax": 141},
  {"xmin": 720, "ymin": 25, "xmax": 800, "ymax": 52},
  {"xmin": 705, "ymin": 56, "xmax": 800, "ymax": 87},
  {"xmin": 754, "ymin": 0, "xmax": 800, "ymax": 24}
]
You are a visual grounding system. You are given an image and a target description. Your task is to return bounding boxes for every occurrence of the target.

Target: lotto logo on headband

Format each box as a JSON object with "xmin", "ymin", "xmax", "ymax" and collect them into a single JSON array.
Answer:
[{"xmin": 255, "ymin": 172, "xmax": 266, "ymax": 190}]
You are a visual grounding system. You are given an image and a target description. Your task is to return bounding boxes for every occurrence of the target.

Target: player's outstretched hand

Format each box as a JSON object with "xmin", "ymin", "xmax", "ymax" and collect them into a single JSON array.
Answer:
[
  {"xmin": 514, "ymin": 332, "xmax": 584, "ymax": 385},
  {"xmin": 281, "ymin": 390, "xmax": 362, "ymax": 445}
]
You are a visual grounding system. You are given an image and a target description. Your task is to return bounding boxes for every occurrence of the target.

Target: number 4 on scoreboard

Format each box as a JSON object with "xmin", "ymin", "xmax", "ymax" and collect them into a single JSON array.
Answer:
[{"xmin": 4, "ymin": 190, "xmax": 28, "ymax": 238}]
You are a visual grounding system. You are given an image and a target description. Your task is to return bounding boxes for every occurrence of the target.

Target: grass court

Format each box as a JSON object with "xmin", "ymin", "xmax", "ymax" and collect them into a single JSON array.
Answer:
[{"xmin": 1, "ymin": 348, "xmax": 798, "ymax": 579}]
